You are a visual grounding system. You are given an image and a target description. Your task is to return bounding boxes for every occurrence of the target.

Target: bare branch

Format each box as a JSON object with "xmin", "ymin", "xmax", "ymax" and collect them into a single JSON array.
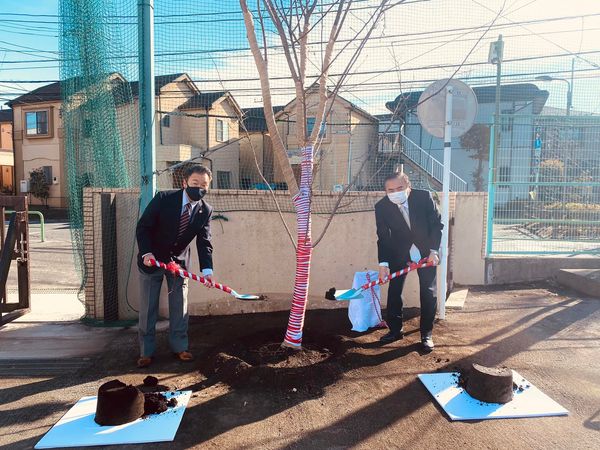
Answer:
[
  {"xmin": 257, "ymin": 0, "xmax": 269, "ymax": 62},
  {"xmin": 264, "ymin": 0, "xmax": 300, "ymax": 82},
  {"xmin": 308, "ymin": 0, "xmax": 350, "ymax": 143},
  {"xmin": 239, "ymin": 115, "xmax": 298, "ymax": 249},
  {"xmin": 240, "ymin": 0, "xmax": 299, "ymax": 195}
]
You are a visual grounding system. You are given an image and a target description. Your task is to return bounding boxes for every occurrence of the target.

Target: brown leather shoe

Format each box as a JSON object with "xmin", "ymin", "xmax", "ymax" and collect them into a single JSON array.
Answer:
[
  {"xmin": 137, "ymin": 356, "xmax": 153, "ymax": 368},
  {"xmin": 173, "ymin": 350, "xmax": 194, "ymax": 362}
]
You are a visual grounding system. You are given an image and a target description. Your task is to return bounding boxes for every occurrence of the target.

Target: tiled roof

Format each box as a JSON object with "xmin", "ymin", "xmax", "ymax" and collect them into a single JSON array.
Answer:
[
  {"xmin": 0, "ymin": 109, "xmax": 13, "ymax": 122},
  {"xmin": 241, "ymin": 106, "xmax": 285, "ymax": 132},
  {"xmin": 179, "ymin": 92, "xmax": 228, "ymax": 110},
  {"xmin": 8, "ymin": 73, "xmax": 188, "ymax": 107}
]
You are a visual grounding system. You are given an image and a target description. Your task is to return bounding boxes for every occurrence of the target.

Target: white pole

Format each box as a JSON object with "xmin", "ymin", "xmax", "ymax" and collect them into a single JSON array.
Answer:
[{"xmin": 438, "ymin": 86, "xmax": 453, "ymax": 320}]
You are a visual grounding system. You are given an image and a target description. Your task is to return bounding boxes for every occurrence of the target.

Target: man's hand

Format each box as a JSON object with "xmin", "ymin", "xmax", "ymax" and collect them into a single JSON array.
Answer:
[
  {"xmin": 143, "ymin": 253, "xmax": 156, "ymax": 267},
  {"xmin": 378, "ymin": 265, "xmax": 390, "ymax": 282},
  {"xmin": 204, "ymin": 274, "xmax": 214, "ymax": 288},
  {"xmin": 428, "ymin": 251, "xmax": 440, "ymax": 265}
]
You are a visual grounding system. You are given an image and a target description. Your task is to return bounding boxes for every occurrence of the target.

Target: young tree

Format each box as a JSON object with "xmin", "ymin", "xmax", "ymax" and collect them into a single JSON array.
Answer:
[
  {"xmin": 240, "ymin": 0, "xmax": 401, "ymax": 347},
  {"xmin": 29, "ymin": 167, "xmax": 50, "ymax": 207},
  {"xmin": 459, "ymin": 123, "xmax": 491, "ymax": 191}
]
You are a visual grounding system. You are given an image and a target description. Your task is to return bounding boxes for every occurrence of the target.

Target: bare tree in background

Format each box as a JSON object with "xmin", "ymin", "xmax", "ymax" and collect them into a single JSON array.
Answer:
[{"xmin": 240, "ymin": 0, "xmax": 402, "ymax": 348}]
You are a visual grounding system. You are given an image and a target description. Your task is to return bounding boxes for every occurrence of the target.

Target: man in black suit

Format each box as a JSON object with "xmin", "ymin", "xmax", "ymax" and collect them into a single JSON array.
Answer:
[
  {"xmin": 375, "ymin": 172, "xmax": 443, "ymax": 352},
  {"xmin": 135, "ymin": 165, "xmax": 214, "ymax": 368}
]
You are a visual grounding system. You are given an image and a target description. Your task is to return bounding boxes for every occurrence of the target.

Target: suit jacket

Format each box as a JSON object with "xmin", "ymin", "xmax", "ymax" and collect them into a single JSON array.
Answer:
[
  {"xmin": 136, "ymin": 189, "xmax": 213, "ymax": 274},
  {"xmin": 375, "ymin": 189, "xmax": 443, "ymax": 271}
]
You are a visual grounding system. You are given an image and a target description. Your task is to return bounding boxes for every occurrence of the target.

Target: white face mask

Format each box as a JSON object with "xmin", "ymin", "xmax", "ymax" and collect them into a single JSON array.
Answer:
[{"xmin": 387, "ymin": 189, "xmax": 408, "ymax": 205}]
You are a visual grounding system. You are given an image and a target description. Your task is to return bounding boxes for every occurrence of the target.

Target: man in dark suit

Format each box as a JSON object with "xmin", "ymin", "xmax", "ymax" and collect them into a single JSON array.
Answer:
[
  {"xmin": 375, "ymin": 172, "xmax": 443, "ymax": 352},
  {"xmin": 135, "ymin": 165, "xmax": 214, "ymax": 368}
]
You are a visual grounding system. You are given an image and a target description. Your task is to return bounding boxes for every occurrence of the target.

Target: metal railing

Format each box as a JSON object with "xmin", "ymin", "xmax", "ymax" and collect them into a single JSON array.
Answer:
[
  {"xmin": 383, "ymin": 133, "xmax": 467, "ymax": 192},
  {"xmin": 4, "ymin": 210, "xmax": 45, "ymax": 242}
]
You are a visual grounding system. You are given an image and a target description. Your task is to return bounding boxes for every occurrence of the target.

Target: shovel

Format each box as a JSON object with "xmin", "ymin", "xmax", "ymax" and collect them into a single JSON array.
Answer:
[
  {"xmin": 330, "ymin": 259, "xmax": 437, "ymax": 301},
  {"xmin": 149, "ymin": 258, "xmax": 262, "ymax": 300}
]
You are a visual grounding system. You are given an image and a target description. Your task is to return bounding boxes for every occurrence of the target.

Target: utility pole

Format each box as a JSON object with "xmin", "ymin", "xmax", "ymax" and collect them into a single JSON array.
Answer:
[
  {"xmin": 138, "ymin": 0, "xmax": 156, "ymax": 211},
  {"xmin": 486, "ymin": 34, "xmax": 503, "ymax": 256},
  {"xmin": 568, "ymin": 57, "xmax": 574, "ymax": 116},
  {"xmin": 492, "ymin": 35, "xmax": 503, "ymax": 169}
]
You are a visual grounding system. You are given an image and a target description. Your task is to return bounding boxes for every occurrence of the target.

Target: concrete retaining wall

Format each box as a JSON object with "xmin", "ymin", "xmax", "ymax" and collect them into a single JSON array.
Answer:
[{"xmin": 84, "ymin": 189, "xmax": 489, "ymax": 320}]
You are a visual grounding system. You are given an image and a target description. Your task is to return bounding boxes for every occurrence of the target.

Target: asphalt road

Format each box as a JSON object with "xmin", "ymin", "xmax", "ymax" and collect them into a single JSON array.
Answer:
[{"xmin": 6, "ymin": 221, "xmax": 80, "ymax": 292}]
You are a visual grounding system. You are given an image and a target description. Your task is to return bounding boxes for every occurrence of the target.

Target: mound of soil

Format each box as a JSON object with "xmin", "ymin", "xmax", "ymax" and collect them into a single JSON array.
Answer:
[
  {"xmin": 201, "ymin": 328, "xmax": 345, "ymax": 391},
  {"xmin": 143, "ymin": 392, "xmax": 178, "ymax": 415},
  {"xmin": 453, "ymin": 363, "xmax": 516, "ymax": 404},
  {"xmin": 95, "ymin": 380, "xmax": 145, "ymax": 426},
  {"xmin": 465, "ymin": 364, "xmax": 513, "ymax": 404}
]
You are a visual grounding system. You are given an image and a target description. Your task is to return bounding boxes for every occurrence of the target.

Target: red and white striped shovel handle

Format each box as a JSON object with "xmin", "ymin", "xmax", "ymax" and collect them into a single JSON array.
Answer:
[
  {"xmin": 148, "ymin": 258, "xmax": 260, "ymax": 300},
  {"xmin": 360, "ymin": 259, "xmax": 437, "ymax": 291}
]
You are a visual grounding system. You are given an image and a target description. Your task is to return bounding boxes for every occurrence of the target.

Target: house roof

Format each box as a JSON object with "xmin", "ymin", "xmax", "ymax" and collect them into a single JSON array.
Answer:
[
  {"xmin": 128, "ymin": 73, "xmax": 190, "ymax": 97},
  {"xmin": 7, "ymin": 81, "xmax": 62, "ymax": 106},
  {"xmin": 0, "ymin": 109, "xmax": 13, "ymax": 123},
  {"xmin": 386, "ymin": 83, "xmax": 550, "ymax": 116},
  {"xmin": 278, "ymin": 85, "xmax": 378, "ymax": 122},
  {"xmin": 8, "ymin": 73, "xmax": 191, "ymax": 107},
  {"xmin": 241, "ymin": 106, "xmax": 285, "ymax": 132},
  {"xmin": 179, "ymin": 92, "xmax": 228, "ymax": 110}
]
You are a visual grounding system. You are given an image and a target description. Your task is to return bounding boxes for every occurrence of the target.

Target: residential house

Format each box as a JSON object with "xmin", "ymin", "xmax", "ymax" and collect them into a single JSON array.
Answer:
[
  {"xmin": 0, "ymin": 109, "xmax": 14, "ymax": 193},
  {"xmin": 176, "ymin": 90, "xmax": 242, "ymax": 189},
  {"xmin": 239, "ymin": 106, "xmax": 284, "ymax": 189},
  {"xmin": 386, "ymin": 83, "xmax": 550, "ymax": 200},
  {"xmin": 272, "ymin": 87, "xmax": 379, "ymax": 191},
  {"xmin": 8, "ymin": 82, "xmax": 66, "ymax": 207},
  {"xmin": 7, "ymin": 73, "xmax": 242, "ymax": 206}
]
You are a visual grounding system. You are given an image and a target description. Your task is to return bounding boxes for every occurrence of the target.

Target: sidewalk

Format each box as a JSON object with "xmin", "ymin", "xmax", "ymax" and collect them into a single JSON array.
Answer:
[{"xmin": 0, "ymin": 293, "xmax": 123, "ymax": 376}]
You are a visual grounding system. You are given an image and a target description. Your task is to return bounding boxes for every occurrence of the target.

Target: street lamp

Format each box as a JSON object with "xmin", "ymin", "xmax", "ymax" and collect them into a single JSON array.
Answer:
[{"xmin": 535, "ymin": 74, "xmax": 573, "ymax": 116}]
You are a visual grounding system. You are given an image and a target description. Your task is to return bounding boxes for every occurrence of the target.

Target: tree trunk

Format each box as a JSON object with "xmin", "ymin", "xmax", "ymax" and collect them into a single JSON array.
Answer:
[{"xmin": 283, "ymin": 145, "xmax": 313, "ymax": 348}]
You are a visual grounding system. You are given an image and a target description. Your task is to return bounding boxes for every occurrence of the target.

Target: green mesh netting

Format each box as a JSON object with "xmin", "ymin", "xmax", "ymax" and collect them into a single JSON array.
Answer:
[{"xmin": 60, "ymin": 0, "xmax": 139, "ymax": 320}]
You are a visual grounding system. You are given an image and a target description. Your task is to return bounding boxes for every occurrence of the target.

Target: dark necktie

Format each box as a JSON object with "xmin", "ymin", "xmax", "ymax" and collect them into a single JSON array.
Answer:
[{"xmin": 177, "ymin": 203, "xmax": 192, "ymax": 239}]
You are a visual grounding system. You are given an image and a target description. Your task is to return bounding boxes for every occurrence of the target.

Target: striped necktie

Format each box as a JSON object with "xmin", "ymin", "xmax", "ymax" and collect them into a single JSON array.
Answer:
[{"xmin": 177, "ymin": 203, "xmax": 192, "ymax": 239}]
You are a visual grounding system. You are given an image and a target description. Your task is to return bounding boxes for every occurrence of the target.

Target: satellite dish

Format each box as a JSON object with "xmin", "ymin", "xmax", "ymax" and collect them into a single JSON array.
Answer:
[{"xmin": 417, "ymin": 79, "xmax": 477, "ymax": 139}]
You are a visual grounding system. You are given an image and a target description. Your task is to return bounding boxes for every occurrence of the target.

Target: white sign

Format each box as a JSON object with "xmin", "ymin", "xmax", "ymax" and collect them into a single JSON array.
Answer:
[{"xmin": 417, "ymin": 79, "xmax": 477, "ymax": 139}]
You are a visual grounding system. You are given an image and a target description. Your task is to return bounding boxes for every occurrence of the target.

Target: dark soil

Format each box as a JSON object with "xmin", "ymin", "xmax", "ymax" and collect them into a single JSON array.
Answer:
[
  {"xmin": 143, "ymin": 392, "xmax": 178, "ymax": 415},
  {"xmin": 201, "ymin": 328, "xmax": 344, "ymax": 391},
  {"xmin": 143, "ymin": 376, "xmax": 158, "ymax": 387}
]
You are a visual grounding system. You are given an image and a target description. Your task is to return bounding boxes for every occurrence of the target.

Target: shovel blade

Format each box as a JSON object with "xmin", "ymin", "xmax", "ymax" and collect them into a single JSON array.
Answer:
[
  {"xmin": 234, "ymin": 294, "xmax": 262, "ymax": 300},
  {"xmin": 334, "ymin": 288, "xmax": 364, "ymax": 301}
]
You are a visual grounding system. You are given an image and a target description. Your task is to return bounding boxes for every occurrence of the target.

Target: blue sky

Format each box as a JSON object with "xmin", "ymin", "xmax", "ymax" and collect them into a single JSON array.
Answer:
[
  {"xmin": 1, "ymin": 0, "xmax": 600, "ymax": 114},
  {"xmin": 0, "ymin": 1, "xmax": 59, "ymax": 108}
]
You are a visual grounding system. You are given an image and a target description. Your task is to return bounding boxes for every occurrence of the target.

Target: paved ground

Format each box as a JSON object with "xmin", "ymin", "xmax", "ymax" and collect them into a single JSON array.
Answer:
[
  {"xmin": 6, "ymin": 221, "xmax": 80, "ymax": 292},
  {"xmin": 492, "ymin": 224, "xmax": 600, "ymax": 255},
  {"xmin": 1, "ymin": 281, "xmax": 599, "ymax": 449}
]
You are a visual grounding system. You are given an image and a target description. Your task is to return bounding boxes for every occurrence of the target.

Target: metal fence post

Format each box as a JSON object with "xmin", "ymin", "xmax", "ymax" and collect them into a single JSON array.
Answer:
[{"xmin": 486, "ymin": 124, "xmax": 496, "ymax": 257}]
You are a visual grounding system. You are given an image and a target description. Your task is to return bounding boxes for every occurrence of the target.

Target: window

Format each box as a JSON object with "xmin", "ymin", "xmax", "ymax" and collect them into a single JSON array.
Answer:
[
  {"xmin": 217, "ymin": 170, "xmax": 231, "ymax": 189},
  {"xmin": 498, "ymin": 166, "xmax": 511, "ymax": 182},
  {"xmin": 42, "ymin": 166, "xmax": 53, "ymax": 184},
  {"xmin": 161, "ymin": 114, "xmax": 170, "ymax": 128},
  {"xmin": 498, "ymin": 166, "xmax": 510, "ymax": 189},
  {"xmin": 25, "ymin": 110, "xmax": 49, "ymax": 137},
  {"xmin": 501, "ymin": 109, "xmax": 514, "ymax": 132},
  {"xmin": 306, "ymin": 117, "xmax": 326, "ymax": 138},
  {"xmin": 216, "ymin": 119, "xmax": 229, "ymax": 142}
]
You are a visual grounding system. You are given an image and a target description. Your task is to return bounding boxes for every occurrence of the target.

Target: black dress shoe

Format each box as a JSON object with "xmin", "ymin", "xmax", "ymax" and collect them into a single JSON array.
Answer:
[{"xmin": 380, "ymin": 330, "xmax": 404, "ymax": 343}]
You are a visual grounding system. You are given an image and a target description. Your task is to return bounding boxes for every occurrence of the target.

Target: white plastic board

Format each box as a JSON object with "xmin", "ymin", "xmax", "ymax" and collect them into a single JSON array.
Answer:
[
  {"xmin": 418, "ymin": 371, "xmax": 568, "ymax": 421},
  {"xmin": 35, "ymin": 390, "xmax": 191, "ymax": 448}
]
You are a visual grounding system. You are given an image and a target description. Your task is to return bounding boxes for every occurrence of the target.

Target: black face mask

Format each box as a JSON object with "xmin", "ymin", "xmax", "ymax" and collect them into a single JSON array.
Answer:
[{"xmin": 185, "ymin": 186, "xmax": 206, "ymax": 201}]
